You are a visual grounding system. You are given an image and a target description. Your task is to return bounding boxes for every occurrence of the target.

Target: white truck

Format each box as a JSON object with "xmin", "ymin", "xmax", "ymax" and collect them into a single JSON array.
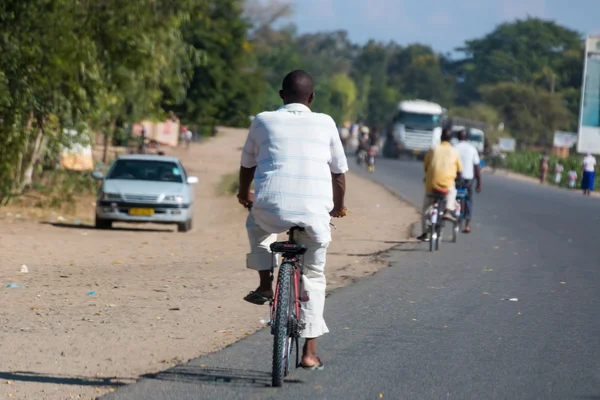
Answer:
[
  {"xmin": 382, "ymin": 100, "xmax": 445, "ymax": 159},
  {"xmin": 450, "ymin": 125, "xmax": 485, "ymax": 153}
]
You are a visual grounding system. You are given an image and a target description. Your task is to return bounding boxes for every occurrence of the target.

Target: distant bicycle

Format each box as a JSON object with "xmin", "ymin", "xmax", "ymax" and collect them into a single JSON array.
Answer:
[
  {"xmin": 453, "ymin": 186, "xmax": 468, "ymax": 242},
  {"xmin": 426, "ymin": 189, "xmax": 464, "ymax": 250},
  {"xmin": 366, "ymin": 147, "xmax": 377, "ymax": 173},
  {"xmin": 356, "ymin": 148, "xmax": 367, "ymax": 166},
  {"xmin": 426, "ymin": 191, "xmax": 447, "ymax": 251}
]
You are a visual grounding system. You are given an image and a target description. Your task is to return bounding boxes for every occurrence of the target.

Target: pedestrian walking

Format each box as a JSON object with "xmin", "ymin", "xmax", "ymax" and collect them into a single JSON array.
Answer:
[
  {"xmin": 540, "ymin": 152, "xmax": 549, "ymax": 184},
  {"xmin": 185, "ymin": 128, "xmax": 193, "ymax": 149},
  {"xmin": 581, "ymin": 152, "xmax": 597, "ymax": 196},
  {"xmin": 568, "ymin": 170, "xmax": 577, "ymax": 188},
  {"xmin": 554, "ymin": 162, "xmax": 564, "ymax": 184}
]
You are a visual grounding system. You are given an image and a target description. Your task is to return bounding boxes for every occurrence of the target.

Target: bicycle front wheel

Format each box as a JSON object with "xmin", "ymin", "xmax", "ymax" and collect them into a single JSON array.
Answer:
[
  {"xmin": 429, "ymin": 225, "xmax": 436, "ymax": 252},
  {"xmin": 452, "ymin": 220, "xmax": 459, "ymax": 243},
  {"xmin": 272, "ymin": 262, "xmax": 293, "ymax": 387}
]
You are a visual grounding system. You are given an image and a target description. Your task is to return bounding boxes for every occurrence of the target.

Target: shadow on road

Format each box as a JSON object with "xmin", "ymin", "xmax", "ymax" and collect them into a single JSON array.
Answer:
[
  {"xmin": 42, "ymin": 222, "xmax": 173, "ymax": 233},
  {"xmin": 142, "ymin": 365, "xmax": 302, "ymax": 388},
  {"xmin": 0, "ymin": 371, "xmax": 131, "ymax": 387}
]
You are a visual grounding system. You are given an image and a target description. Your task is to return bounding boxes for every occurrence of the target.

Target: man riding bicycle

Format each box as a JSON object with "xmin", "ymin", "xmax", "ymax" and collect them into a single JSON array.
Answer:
[
  {"xmin": 417, "ymin": 128, "xmax": 462, "ymax": 241},
  {"xmin": 237, "ymin": 70, "xmax": 348, "ymax": 370},
  {"xmin": 454, "ymin": 129, "xmax": 482, "ymax": 233}
]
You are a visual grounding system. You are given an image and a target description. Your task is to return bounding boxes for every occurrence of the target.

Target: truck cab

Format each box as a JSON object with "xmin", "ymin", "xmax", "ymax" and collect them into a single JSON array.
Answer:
[{"xmin": 383, "ymin": 100, "xmax": 445, "ymax": 159}]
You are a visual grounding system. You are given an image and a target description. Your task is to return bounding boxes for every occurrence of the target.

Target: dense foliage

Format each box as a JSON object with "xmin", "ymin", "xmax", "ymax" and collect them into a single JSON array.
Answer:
[{"xmin": 0, "ymin": 0, "xmax": 587, "ymax": 202}]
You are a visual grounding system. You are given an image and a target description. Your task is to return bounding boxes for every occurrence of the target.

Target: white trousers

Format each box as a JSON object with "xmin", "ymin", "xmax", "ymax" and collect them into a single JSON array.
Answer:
[
  {"xmin": 421, "ymin": 186, "xmax": 457, "ymax": 233},
  {"xmin": 246, "ymin": 212, "xmax": 329, "ymax": 338}
]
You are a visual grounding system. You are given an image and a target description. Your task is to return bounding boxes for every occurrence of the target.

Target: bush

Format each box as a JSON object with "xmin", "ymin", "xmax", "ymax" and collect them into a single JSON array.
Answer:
[
  {"xmin": 10, "ymin": 169, "xmax": 99, "ymax": 210},
  {"xmin": 217, "ymin": 173, "xmax": 239, "ymax": 196},
  {"xmin": 216, "ymin": 172, "xmax": 254, "ymax": 196}
]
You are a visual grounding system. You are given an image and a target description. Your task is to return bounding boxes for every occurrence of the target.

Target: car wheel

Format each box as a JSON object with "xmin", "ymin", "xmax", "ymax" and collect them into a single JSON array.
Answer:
[
  {"xmin": 177, "ymin": 219, "xmax": 192, "ymax": 233},
  {"xmin": 95, "ymin": 216, "xmax": 112, "ymax": 230}
]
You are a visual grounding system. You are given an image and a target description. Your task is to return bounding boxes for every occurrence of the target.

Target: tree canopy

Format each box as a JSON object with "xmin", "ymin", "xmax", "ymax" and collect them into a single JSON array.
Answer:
[
  {"xmin": 0, "ymin": 0, "xmax": 587, "ymax": 200},
  {"xmin": 251, "ymin": 15, "xmax": 583, "ymax": 146}
]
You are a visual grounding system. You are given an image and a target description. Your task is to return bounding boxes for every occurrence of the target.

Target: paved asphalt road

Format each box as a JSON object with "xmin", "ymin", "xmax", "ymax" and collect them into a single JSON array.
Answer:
[{"xmin": 105, "ymin": 157, "xmax": 600, "ymax": 400}]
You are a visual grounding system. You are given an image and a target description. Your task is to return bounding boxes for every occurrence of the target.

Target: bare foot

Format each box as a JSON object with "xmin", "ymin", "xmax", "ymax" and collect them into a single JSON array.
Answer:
[{"xmin": 300, "ymin": 354, "xmax": 323, "ymax": 368}]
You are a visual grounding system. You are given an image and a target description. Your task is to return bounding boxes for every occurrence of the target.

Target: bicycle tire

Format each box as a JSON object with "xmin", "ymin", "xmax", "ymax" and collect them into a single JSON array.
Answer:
[
  {"xmin": 452, "ymin": 220, "xmax": 459, "ymax": 243},
  {"xmin": 435, "ymin": 224, "xmax": 441, "ymax": 250},
  {"xmin": 284, "ymin": 268, "xmax": 299, "ymax": 378},
  {"xmin": 272, "ymin": 262, "xmax": 292, "ymax": 387},
  {"xmin": 429, "ymin": 225, "xmax": 435, "ymax": 252}
]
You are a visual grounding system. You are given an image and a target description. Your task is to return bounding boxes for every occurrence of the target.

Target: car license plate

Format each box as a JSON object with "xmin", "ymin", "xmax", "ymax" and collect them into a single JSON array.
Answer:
[{"xmin": 129, "ymin": 208, "xmax": 154, "ymax": 216}]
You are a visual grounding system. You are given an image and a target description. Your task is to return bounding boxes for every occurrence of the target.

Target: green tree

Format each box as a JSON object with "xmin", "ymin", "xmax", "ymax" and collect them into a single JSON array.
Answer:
[
  {"xmin": 388, "ymin": 44, "xmax": 454, "ymax": 105},
  {"xmin": 352, "ymin": 41, "xmax": 398, "ymax": 126},
  {"xmin": 173, "ymin": 0, "xmax": 267, "ymax": 127},
  {"xmin": 480, "ymin": 82, "xmax": 572, "ymax": 146},
  {"xmin": 313, "ymin": 74, "xmax": 357, "ymax": 125},
  {"xmin": 454, "ymin": 18, "xmax": 583, "ymax": 105},
  {"xmin": 0, "ymin": 0, "xmax": 200, "ymax": 199}
]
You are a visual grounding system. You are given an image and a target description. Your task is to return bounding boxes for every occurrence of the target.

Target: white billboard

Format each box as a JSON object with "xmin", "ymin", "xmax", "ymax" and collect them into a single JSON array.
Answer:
[
  {"xmin": 553, "ymin": 131, "xmax": 578, "ymax": 148},
  {"xmin": 498, "ymin": 138, "xmax": 516, "ymax": 152},
  {"xmin": 578, "ymin": 35, "xmax": 600, "ymax": 154}
]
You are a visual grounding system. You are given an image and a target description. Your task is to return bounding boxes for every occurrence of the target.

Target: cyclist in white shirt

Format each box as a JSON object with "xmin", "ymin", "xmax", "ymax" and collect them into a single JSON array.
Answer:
[
  {"xmin": 453, "ymin": 129, "xmax": 482, "ymax": 233},
  {"xmin": 237, "ymin": 70, "xmax": 348, "ymax": 370}
]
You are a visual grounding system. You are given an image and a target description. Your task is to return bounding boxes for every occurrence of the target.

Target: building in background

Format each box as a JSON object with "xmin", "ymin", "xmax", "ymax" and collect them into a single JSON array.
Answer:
[
  {"xmin": 132, "ymin": 116, "xmax": 180, "ymax": 148},
  {"xmin": 578, "ymin": 35, "xmax": 600, "ymax": 154}
]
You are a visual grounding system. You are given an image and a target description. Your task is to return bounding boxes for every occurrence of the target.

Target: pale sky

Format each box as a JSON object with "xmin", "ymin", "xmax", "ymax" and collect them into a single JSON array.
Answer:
[{"xmin": 288, "ymin": 0, "xmax": 600, "ymax": 53}]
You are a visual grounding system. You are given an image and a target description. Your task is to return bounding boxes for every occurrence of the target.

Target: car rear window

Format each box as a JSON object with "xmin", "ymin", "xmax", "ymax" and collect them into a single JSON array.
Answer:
[{"xmin": 107, "ymin": 160, "xmax": 184, "ymax": 183}]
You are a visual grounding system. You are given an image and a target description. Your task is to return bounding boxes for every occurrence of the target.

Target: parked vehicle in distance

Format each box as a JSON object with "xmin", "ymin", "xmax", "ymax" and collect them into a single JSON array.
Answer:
[{"xmin": 91, "ymin": 154, "xmax": 198, "ymax": 232}]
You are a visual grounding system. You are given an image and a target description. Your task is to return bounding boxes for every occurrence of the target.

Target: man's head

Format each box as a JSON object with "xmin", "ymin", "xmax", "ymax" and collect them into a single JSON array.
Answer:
[
  {"xmin": 458, "ymin": 129, "xmax": 468, "ymax": 141},
  {"xmin": 441, "ymin": 128, "xmax": 452, "ymax": 142},
  {"xmin": 280, "ymin": 70, "xmax": 315, "ymax": 106}
]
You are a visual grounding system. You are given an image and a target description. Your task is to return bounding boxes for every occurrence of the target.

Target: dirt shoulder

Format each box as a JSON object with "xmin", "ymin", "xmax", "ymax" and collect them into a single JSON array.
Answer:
[{"xmin": 0, "ymin": 127, "xmax": 418, "ymax": 400}]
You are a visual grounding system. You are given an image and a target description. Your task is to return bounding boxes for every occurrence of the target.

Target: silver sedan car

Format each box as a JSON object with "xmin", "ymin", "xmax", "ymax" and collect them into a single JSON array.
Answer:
[{"xmin": 91, "ymin": 154, "xmax": 198, "ymax": 232}]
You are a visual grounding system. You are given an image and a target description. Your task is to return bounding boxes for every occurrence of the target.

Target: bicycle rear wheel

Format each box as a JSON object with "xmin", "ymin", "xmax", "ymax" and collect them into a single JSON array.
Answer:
[
  {"xmin": 272, "ymin": 262, "xmax": 293, "ymax": 387},
  {"xmin": 429, "ymin": 225, "xmax": 436, "ymax": 252},
  {"xmin": 452, "ymin": 220, "xmax": 459, "ymax": 243}
]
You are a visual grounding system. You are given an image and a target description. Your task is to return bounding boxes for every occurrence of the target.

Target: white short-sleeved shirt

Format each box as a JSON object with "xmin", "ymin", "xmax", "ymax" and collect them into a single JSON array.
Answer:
[
  {"xmin": 240, "ymin": 103, "xmax": 349, "ymax": 243},
  {"xmin": 454, "ymin": 141, "xmax": 480, "ymax": 180},
  {"xmin": 568, "ymin": 170, "xmax": 577, "ymax": 180},
  {"xmin": 583, "ymin": 155, "xmax": 597, "ymax": 172}
]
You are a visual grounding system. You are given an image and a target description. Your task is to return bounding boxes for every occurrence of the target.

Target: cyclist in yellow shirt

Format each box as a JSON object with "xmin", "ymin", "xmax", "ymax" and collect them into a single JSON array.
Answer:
[{"xmin": 417, "ymin": 128, "xmax": 463, "ymax": 241}]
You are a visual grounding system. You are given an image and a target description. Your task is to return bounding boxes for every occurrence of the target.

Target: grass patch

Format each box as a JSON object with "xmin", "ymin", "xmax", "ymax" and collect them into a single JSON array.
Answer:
[
  {"xmin": 216, "ymin": 172, "xmax": 254, "ymax": 196},
  {"xmin": 3, "ymin": 169, "xmax": 100, "ymax": 220},
  {"xmin": 217, "ymin": 173, "xmax": 240, "ymax": 196}
]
